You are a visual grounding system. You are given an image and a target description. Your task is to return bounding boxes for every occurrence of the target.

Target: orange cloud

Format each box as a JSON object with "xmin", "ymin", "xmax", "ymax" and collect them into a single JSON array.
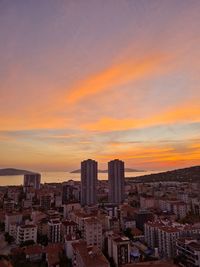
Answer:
[
  {"xmin": 96, "ymin": 141, "xmax": 200, "ymax": 170},
  {"xmin": 82, "ymin": 101, "xmax": 200, "ymax": 132},
  {"xmin": 0, "ymin": 113, "xmax": 69, "ymax": 131},
  {"xmin": 66, "ymin": 54, "xmax": 168, "ymax": 104}
]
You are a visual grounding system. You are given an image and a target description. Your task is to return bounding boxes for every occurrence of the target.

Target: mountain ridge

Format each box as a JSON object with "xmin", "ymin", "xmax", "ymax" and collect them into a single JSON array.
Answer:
[{"xmin": 0, "ymin": 168, "xmax": 36, "ymax": 176}]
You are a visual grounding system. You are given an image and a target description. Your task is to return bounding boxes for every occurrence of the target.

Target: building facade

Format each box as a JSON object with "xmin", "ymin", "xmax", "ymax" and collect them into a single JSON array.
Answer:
[
  {"xmin": 83, "ymin": 217, "xmax": 102, "ymax": 248},
  {"xmin": 108, "ymin": 159, "xmax": 125, "ymax": 204},
  {"xmin": 48, "ymin": 219, "xmax": 61, "ymax": 243},
  {"xmin": 16, "ymin": 224, "xmax": 37, "ymax": 245},
  {"xmin": 24, "ymin": 173, "xmax": 41, "ymax": 190},
  {"xmin": 81, "ymin": 159, "xmax": 97, "ymax": 206}
]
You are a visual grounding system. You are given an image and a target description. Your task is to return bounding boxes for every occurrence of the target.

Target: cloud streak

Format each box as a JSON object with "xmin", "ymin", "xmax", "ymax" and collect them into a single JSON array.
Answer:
[{"xmin": 65, "ymin": 54, "xmax": 168, "ymax": 104}]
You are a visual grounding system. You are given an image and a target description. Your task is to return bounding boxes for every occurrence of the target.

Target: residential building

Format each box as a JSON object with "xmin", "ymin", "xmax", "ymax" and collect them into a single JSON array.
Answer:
[
  {"xmin": 72, "ymin": 240, "xmax": 109, "ymax": 267},
  {"xmin": 135, "ymin": 210, "xmax": 154, "ymax": 231},
  {"xmin": 3, "ymin": 199, "xmax": 15, "ymax": 213},
  {"xmin": 176, "ymin": 236, "xmax": 200, "ymax": 267},
  {"xmin": 62, "ymin": 220, "xmax": 78, "ymax": 236},
  {"xmin": 48, "ymin": 219, "xmax": 61, "ymax": 243},
  {"xmin": 16, "ymin": 224, "xmax": 37, "ymax": 245},
  {"xmin": 81, "ymin": 159, "xmax": 98, "ymax": 206},
  {"xmin": 5, "ymin": 213, "xmax": 22, "ymax": 233},
  {"xmin": 24, "ymin": 173, "xmax": 41, "ymax": 190},
  {"xmin": 108, "ymin": 234, "xmax": 130, "ymax": 267},
  {"xmin": 83, "ymin": 217, "xmax": 102, "ymax": 248},
  {"xmin": 140, "ymin": 196, "xmax": 155, "ymax": 209},
  {"xmin": 63, "ymin": 202, "xmax": 81, "ymax": 219},
  {"xmin": 40, "ymin": 194, "xmax": 51, "ymax": 210},
  {"xmin": 108, "ymin": 159, "xmax": 125, "ymax": 204}
]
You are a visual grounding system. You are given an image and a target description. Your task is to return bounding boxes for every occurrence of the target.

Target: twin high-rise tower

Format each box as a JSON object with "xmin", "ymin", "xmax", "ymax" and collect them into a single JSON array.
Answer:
[
  {"xmin": 108, "ymin": 159, "xmax": 125, "ymax": 204},
  {"xmin": 81, "ymin": 159, "xmax": 124, "ymax": 206},
  {"xmin": 81, "ymin": 159, "xmax": 98, "ymax": 206}
]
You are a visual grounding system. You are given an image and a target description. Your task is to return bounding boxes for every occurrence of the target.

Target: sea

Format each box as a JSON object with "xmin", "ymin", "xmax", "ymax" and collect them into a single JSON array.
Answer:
[{"xmin": 0, "ymin": 170, "xmax": 159, "ymax": 186}]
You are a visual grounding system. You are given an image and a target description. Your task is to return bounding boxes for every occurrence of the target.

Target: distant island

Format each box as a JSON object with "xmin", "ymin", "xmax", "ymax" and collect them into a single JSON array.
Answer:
[
  {"xmin": 70, "ymin": 168, "xmax": 145, "ymax": 173},
  {"xmin": 0, "ymin": 168, "xmax": 35, "ymax": 176}
]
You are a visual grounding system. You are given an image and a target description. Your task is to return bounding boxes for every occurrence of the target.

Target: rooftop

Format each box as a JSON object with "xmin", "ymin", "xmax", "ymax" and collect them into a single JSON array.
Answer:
[{"xmin": 72, "ymin": 241, "xmax": 109, "ymax": 267}]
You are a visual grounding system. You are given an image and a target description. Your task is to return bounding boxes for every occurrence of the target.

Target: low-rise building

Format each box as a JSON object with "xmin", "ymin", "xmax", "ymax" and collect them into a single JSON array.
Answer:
[
  {"xmin": 72, "ymin": 240, "xmax": 109, "ymax": 267},
  {"xmin": 84, "ymin": 217, "xmax": 102, "ymax": 248},
  {"xmin": 48, "ymin": 219, "xmax": 61, "ymax": 243},
  {"xmin": 176, "ymin": 236, "xmax": 200, "ymax": 267},
  {"xmin": 16, "ymin": 224, "xmax": 37, "ymax": 245},
  {"xmin": 5, "ymin": 213, "xmax": 22, "ymax": 233},
  {"xmin": 108, "ymin": 234, "xmax": 130, "ymax": 266},
  {"xmin": 112, "ymin": 236, "xmax": 130, "ymax": 267},
  {"xmin": 62, "ymin": 220, "xmax": 78, "ymax": 236}
]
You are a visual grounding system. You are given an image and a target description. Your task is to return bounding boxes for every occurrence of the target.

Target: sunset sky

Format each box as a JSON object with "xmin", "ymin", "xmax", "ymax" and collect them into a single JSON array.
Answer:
[{"xmin": 0, "ymin": 0, "xmax": 200, "ymax": 171}]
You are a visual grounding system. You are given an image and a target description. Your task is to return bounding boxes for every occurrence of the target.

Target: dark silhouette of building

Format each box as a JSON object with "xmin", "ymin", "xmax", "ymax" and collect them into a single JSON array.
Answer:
[
  {"xmin": 81, "ymin": 159, "xmax": 97, "ymax": 206},
  {"xmin": 23, "ymin": 173, "xmax": 41, "ymax": 190},
  {"xmin": 108, "ymin": 159, "xmax": 125, "ymax": 204}
]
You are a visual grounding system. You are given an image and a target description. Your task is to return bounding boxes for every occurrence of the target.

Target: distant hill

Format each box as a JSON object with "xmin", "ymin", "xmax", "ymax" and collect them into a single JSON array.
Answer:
[
  {"xmin": 70, "ymin": 168, "xmax": 145, "ymax": 174},
  {"xmin": 129, "ymin": 166, "xmax": 200, "ymax": 183},
  {"xmin": 0, "ymin": 168, "xmax": 35, "ymax": 176}
]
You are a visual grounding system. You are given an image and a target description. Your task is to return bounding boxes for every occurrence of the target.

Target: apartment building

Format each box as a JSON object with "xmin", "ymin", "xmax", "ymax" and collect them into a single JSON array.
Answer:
[
  {"xmin": 72, "ymin": 240, "xmax": 109, "ymax": 267},
  {"xmin": 83, "ymin": 217, "xmax": 102, "ymax": 248},
  {"xmin": 62, "ymin": 220, "xmax": 78, "ymax": 236},
  {"xmin": 108, "ymin": 234, "xmax": 130, "ymax": 267},
  {"xmin": 16, "ymin": 224, "xmax": 37, "ymax": 245},
  {"xmin": 48, "ymin": 219, "xmax": 61, "ymax": 243},
  {"xmin": 5, "ymin": 213, "xmax": 22, "ymax": 233},
  {"xmin": 176, "ymin": 236, "xmax": 200, "ymax": 266}
]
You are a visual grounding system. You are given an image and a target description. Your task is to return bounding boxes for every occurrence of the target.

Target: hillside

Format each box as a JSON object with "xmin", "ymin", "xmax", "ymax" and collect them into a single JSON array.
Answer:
[
  {"xmin": 129, "ymin": 166, "xmax": 200, "ymax": 183},
  {"xmin": 0, "ymin": 168, "xmax": 35, "ymax": 176}
]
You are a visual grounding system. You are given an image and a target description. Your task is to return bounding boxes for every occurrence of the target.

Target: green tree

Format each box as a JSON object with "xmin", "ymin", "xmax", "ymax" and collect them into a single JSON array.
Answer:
[
  {"xmin": 20, "ymin": 240, "xmax": 35, "ymax": 247},
  {"xmin": 123, "ymin": 228, "xmax": 133, "ymax": 240},
  {"xmin": 4, "ymin": 232, "xmax": 15, "ymax": 244}
]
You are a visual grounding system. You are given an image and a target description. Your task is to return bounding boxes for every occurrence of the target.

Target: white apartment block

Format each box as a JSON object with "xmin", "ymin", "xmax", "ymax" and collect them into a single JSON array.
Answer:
[
  {"xmin": 158, "ymin": 226, "xmax": 181, "ymax": 258},
  {"xmin": 5, "ymin": 213, "xmax": 22, "ymax": 233},
  {"xmin": 63, "ymin": 202, "xmax": 81, "ymax": 219},
  {"xmin": 62, "ymin": 220, "xmax": 78, "ymax": 236},
  {"xmin": 176, "ymin": 237, "xmax": 200, "ymax": 266},
  {"xmin": 140, "ymin": 196, "xmax": 155, "ymax": 209},
  {"xmin": 48, "ymin": 219, "xmax": 61, "ymax": 243},
  {"xmin": 83, "ymin": 217, "xmax": 102, "ymax": 248},
  {"xmin": 172, "ymin": 202, "xmax": 188, "ymax": 219},
  {"xmin": 158, "ymin": 198, "xmax": 188, "ymax": 219},
  {"xmin": 16, "ymin": 224, "xmax": 37, "ymax": 245},
  {"xmin": 145, "ymin": 220, "xmax": 200, "ymax": 259},
  {"xmin": 144, "ymin": 220, "xmax": 166, "ymax": 249},
  {"xmin": 108, "ymin": 234, "xmax": 130, "ymax": 267}
]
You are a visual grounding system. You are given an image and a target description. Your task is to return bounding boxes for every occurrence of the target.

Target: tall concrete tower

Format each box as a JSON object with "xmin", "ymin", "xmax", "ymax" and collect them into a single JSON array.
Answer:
[
  {"xmin": 23, "ymin": 173, "xmax": 41, "ymax": 190},
  {"xmin": 81, "ymin": 159, "xmax": 97, "ymax": 206},
  {"xmin": 108, "ymin": 159, "xmax": 125, "ymax": 204}
]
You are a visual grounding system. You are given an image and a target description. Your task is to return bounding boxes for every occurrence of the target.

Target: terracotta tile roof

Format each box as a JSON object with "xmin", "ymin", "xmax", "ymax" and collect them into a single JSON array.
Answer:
[
  {"xmin": 131, "ymin": 228, "xmax": 143, "ymax": 236},
  {"xmin": 62, "ymin": 220, "xmax": 77, "ymax": 226},
  {"xmin": 72, "ymin": 241, "xmax": 109, "ymax": 267},
  {"xmin": 24, "ymin": 245, "xmax": 43, "ymax": 255},
  {"xmin": 0, "ymin": 260, "xmax": 13, "ymax": 267}
]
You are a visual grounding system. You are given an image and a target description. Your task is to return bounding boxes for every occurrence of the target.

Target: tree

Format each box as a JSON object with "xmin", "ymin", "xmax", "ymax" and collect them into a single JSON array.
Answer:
[
  {"xmin": 20, "ymin": 240, "xmax": 35, "ymax": 247},
  {"xmin": 4, "ymin": 232, "xmax": 15, "ymax": 244},
  {"xmin": 0, "ymin": 222, "xmax": 5, "ymax": 232},
  {"xmin": 37, "ymin": 234, "xmax": 48, "ymax": 246},
  {"xmin": 123, "ymin": 228, "xmax": 133, "ymax": 240}
]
